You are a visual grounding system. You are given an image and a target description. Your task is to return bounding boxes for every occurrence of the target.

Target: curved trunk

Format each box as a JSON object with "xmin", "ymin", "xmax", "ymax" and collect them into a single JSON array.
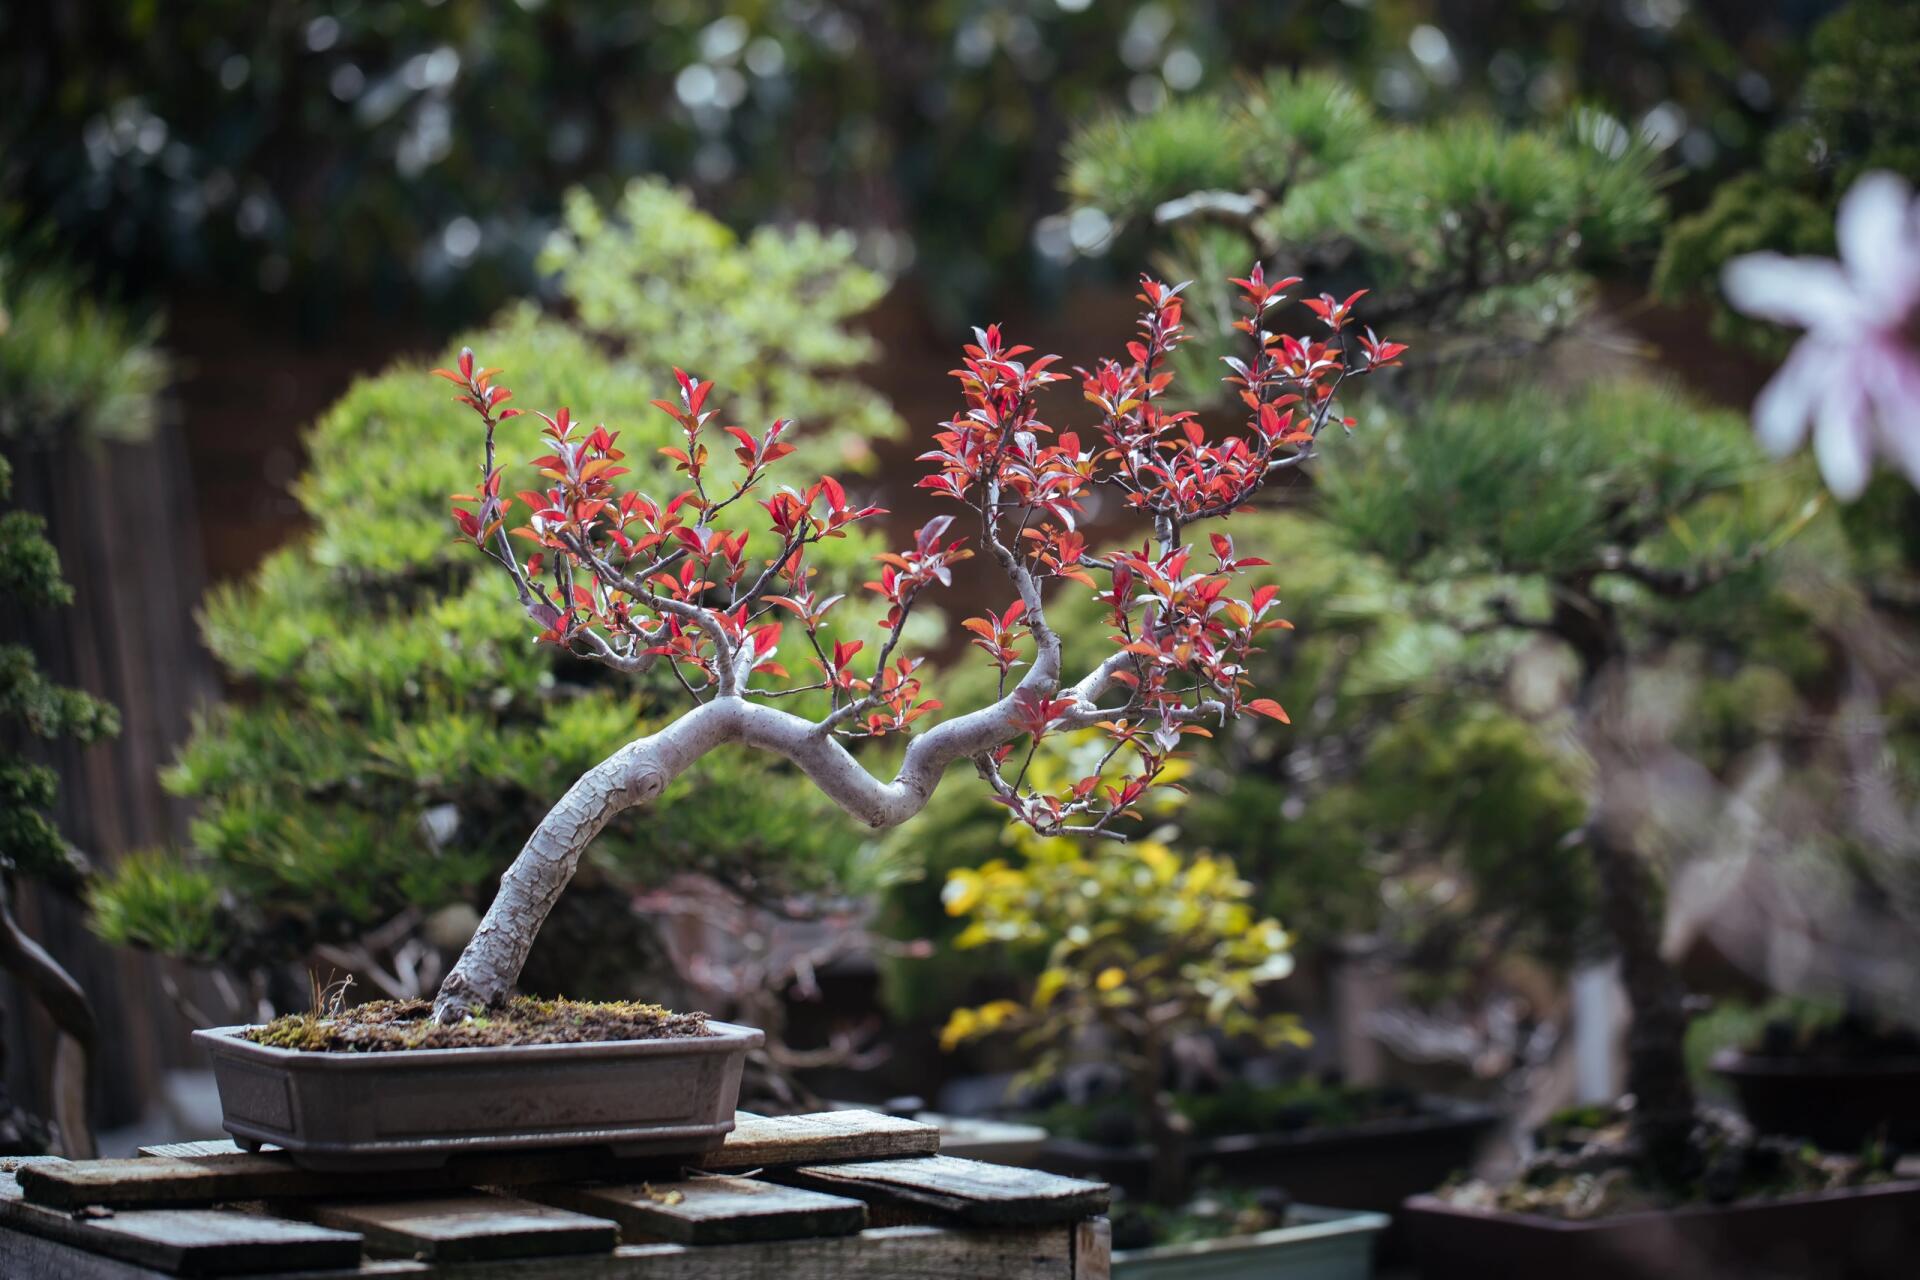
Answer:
[
  {"xmin": 433, "ymin": 640, "xmax": 1129, "ymax": 1023},
  {"xmin": 0, "ymin": 882, "xmax": 97, "ymax": 1157},
  {"xmin": 1589, "ymin": 817, "xmax": 1697, "ymax": 1183},
  {"xmin": 432, "ymin": 705, "xmax": 731, "ymax": 1021}
]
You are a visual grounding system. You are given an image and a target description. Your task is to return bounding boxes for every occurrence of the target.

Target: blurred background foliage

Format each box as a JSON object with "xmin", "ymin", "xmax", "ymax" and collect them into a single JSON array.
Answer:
[
  {"xmin": 4, "ymin": 0, "xmax": 1831, "ymax": 325},
  {"xmin": 1656, "ymin": 0, "xmax": 1920, "ymax": 350},
  {"xmin": 1063, "ymin": 70, "xmax": 1667, "ymax": 394},
  {"xmin": 0, "ymin": 231, "xmax": 167, "ymax": 447}
]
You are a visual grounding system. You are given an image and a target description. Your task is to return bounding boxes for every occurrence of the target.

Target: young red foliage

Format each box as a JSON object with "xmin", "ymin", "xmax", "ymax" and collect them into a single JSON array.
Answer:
[{"xmin": 438, "ymin": 265, "xmax": 1400, "ymax": 838}]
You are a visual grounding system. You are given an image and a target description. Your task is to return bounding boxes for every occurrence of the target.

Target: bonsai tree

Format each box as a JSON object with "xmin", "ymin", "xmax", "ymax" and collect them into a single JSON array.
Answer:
[
  {"xmin": 89, "ymin": 183, "xmax": 903, "ymax": 1010},
  {"xmin": 1315, "ymin": 377, "xmax": 1819, "ymax": 1187},
  {"xmin": 939, "ymin": 830, "xmax": 1303, "ymax": 1207},
  {"xmin": 0, "ymin": 237, "xmax": 162, "ymax": 1156},
  {"xmin": 0, "ymin": 452, "xmax": 117, "ymax": 1156},
  {"xmin": 1034, "ymin": 70, "xmax": 1638, "ymax": 1045},
  {"xmin": 425, "ymin": 265, "xmax": 1403, "ymax": 1022}
]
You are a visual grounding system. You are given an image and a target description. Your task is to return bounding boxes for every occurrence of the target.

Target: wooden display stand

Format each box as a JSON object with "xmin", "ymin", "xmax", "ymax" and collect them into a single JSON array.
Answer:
[{"xmin": 0, "ymin": 1110, "xmax": 1112, "ymax": 1278}]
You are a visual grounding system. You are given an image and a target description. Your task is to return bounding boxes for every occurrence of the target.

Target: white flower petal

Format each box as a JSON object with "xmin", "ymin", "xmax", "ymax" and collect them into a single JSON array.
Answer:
[
  {"xmin": 1814, "ymin": 381, "xmax": 1875, "ymax": 501},
  {"xmin": 1837, "ymin": 172, "xmax": 1920, "ymax": 322},
  {"xmin": 1751, "ymin": 340, "xmax": 1824, "ymax": 456},
  {"xmin": 1865, "ymin": 345, "xmax": 1920, "ymax": 487},
  {"xmin": 1723, "ymin": 253, "xmax": 1857, "ymax": 333}
]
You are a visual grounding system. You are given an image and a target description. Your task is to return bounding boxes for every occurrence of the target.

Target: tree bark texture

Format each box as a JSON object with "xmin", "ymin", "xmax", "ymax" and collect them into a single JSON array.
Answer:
[
  {"xmin": 1589, "ymin": 812, "xmax": 1698, "ymax": 1183},
  {"xmin": 434, "ymin": 650, "xmax": 1129, "ymax": 1022}
]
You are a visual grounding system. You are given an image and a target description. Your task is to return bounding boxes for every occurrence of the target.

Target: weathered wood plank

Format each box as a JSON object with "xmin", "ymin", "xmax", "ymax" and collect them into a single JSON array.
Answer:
[
  {"xmin": 20, "ymin": 1151, "xmax": 431, "ymax": 1208},
  {"xmin": 0, "ymin": 1221, "xmax": 1086, "ymax": 1280},
  {"xmin": 1072, "ymin": 1216, "xmax": 1111, "ymax": 1280},
  {"xmin": 608, "ymin": 1224, "xmax": 1075, "ymax": 1280},
  {"xmin": 0, "ymin": 1162, "xmax": 363, "ymax": 1276},
  {"xmin": 529, "ymin": 1175, "xmax": 864, "ymax": 1245},
  {"xmin": 23, "ymin": 1146, "xmax": 659, "ymax": 1209},
  {"xmin": 138, "ymin": 1140, "xmax": 257, "ymax": 1161},
  {"xmin": 303, "ymin": 1192, "xmax": 618, "ymax": 1262},
  {"xmin": 782, "ymin": 1156, "xmax": 1109, "ymax": 1227},
  {"xmin": 700, "ymin": 1110, "xmax": 939, "ymax": 1170},
  {"xmin": 1, "ymin": 1225, "xmax": 178, "ymax": 1280},
  {"xmin": 42, "ymin": 1110, "xmax": 935, "ymax": 1211}
]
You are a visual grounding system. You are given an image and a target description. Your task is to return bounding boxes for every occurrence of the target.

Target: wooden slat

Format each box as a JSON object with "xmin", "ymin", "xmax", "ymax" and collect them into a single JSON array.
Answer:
[
  {"xmin": 138, "ymin": 1140, "xmax": 257, "ymax": 1161},
  {"xmin": 20, "ymin": 1152, "xmax": 433, "ymax": 1209},
  {"xmin": 2, "ymin": 1226, "xmax": 177, "ymax": 1280},
  {"xmin": 700, "ymin": 1111, "xmax": 939, "ymax": 1170},
  {"xmin": 24, "ymin": 1145, "xmax": 662, "ymax": 1209},
  {"xmin": 35, "ymin": 1110, "xmax": 935, "ymax": 1212},
  {"xmin": 302, "ymin": 1191, "xmax": 617, "ymax": 1262},
  {"xmin": 0, "ymin": 1162, "xmax": 362, "ymax": 1276},
  {"xmin": 530, "ymin": 1175, "xmax": 865, "ymax": 1245},
  {"xmin": 0, "ymin": 1221, "xmax": 1087, "ymax": 1280},
  {"xmin": 782, "ymin": 1155, "xmax": 1109, "ymax": 1227},
  {"xmin": 611, "ymin": 1224, "xmax": 1075, "ymax": 1279}
]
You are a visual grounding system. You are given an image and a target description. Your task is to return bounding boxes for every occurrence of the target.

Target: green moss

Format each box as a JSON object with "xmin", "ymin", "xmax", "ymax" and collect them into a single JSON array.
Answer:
[{"xmin": 244, "ymin": 995, "xmax": 709, "ymax": 1052}]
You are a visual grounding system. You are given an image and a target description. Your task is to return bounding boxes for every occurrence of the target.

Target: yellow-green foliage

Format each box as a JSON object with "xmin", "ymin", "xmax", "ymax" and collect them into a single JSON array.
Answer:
[
  {"xmin": 937, "ymin": 824, "xmax": 1307, "ymax": 1083},
  {"xmin": 90, "ymin": 182, "xmax": 906, "ymax": 969}
]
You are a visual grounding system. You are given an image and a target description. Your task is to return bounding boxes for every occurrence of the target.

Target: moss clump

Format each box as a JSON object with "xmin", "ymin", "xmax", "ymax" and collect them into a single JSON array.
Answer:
[{"xmin": 243, "ymin": 997, "xmax": 711, "ymax": 1053}]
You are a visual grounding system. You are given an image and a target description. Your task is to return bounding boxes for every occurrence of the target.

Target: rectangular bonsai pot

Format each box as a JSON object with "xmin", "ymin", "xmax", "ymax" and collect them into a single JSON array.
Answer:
[
  {"xmin": 1037, "ymin": 1099, "xmax": 1495, "ymax": 1261},
  {"xmin": 194, "ymin": 1020, "xmax": 764, "ymax": 1170},
  {"xmin": 1402, "ymin": 1180, "xmax": 1920, "ymax": 1280},
  {"xmin": 1113, "ymin": 1204, "xmax": 1389, "ymax": 1280}
]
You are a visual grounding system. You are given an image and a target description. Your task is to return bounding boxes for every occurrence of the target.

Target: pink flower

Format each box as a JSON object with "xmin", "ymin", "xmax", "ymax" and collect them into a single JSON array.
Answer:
[{"xmin": 1723, "ymin": 172, "xmax": 1920, "ymax": 500}]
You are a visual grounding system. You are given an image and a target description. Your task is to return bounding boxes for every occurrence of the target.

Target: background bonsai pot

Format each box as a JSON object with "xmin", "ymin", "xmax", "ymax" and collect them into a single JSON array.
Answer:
[
  {"xmin": 1712, "ymin": 1047, "xmax": 1920, "ymax": 1150},
  {"xmin": 1402, "ymin": 1180, "xmax": 1920, "ymax": 1280},
  {"xmin": 1035, "ymin": 1095, "xmax": 1497, "ymax": 1252},
  {"xmin": 195, "ymin": 1020, "xmax": 763, "ymax": 1170},
  {"xmin": 1113, "ymin": 1203, "xmax": 1389, "ymax": 1279}
]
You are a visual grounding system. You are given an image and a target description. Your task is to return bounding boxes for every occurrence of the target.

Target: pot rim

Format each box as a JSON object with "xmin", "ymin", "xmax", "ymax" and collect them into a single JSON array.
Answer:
[
  {"xmin": 1401, "ymin": 1179, "xmax": 1920, "ymax": 1233},
  {"xmin": 1110, "ymin": 1203, "xmax": 1390, "ymax": 1263},
  {"xmin": 192, "ymin": 1018, "xmax": 764, "ymax": 1069},
  {"xmin": 1710, "ymin": 1047, "xmax": 1920, "ymax": 1077}
]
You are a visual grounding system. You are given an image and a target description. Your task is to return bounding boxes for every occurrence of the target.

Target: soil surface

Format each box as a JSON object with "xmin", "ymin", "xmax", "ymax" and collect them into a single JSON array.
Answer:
[{"xmin": 242, "ymin": 997, "xmax": 711, "ymax": 1052}]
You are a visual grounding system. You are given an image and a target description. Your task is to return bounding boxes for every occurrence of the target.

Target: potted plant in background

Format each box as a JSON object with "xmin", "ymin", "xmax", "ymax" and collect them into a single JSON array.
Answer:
[
  {"xmin": 940, "ymin": 824, "xmax": 1389, "ymax": 1278},
  {"xmin": 188, "ymin": 264, "xmax": 1404, "ymax": 1169},
  {"xmin": 1028, "ymin": 65, "xmax": 1659, "ymax": 1236},
  {"xmin": 0, "ymin": 236, "xmax": 168, "ymax": 1158},
  {"xmin": 0, "ymin": 451, "xmax": 115, "ymax": 1159},
  {"xmin": 1317, "ymin": 356, "xmax": 1920, "ymax": 1274}
]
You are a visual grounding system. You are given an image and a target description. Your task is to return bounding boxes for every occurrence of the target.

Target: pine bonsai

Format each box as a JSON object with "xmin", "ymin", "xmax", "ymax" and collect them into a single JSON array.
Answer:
[
  {"xmin": 1035, "ymin": 69, "xmax": 1651, "ymax": 1016},
  {"xmin": 426, "ymin": 267, "xmax": 1402, "ymax": 1023},
  {"xmin": 0, "ymin": 238, "xmax": 159, "ymax": 1156},
  {"xmin": 1316, "ymin": 378, "xmax": 1817, "ymax": 1188}
]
